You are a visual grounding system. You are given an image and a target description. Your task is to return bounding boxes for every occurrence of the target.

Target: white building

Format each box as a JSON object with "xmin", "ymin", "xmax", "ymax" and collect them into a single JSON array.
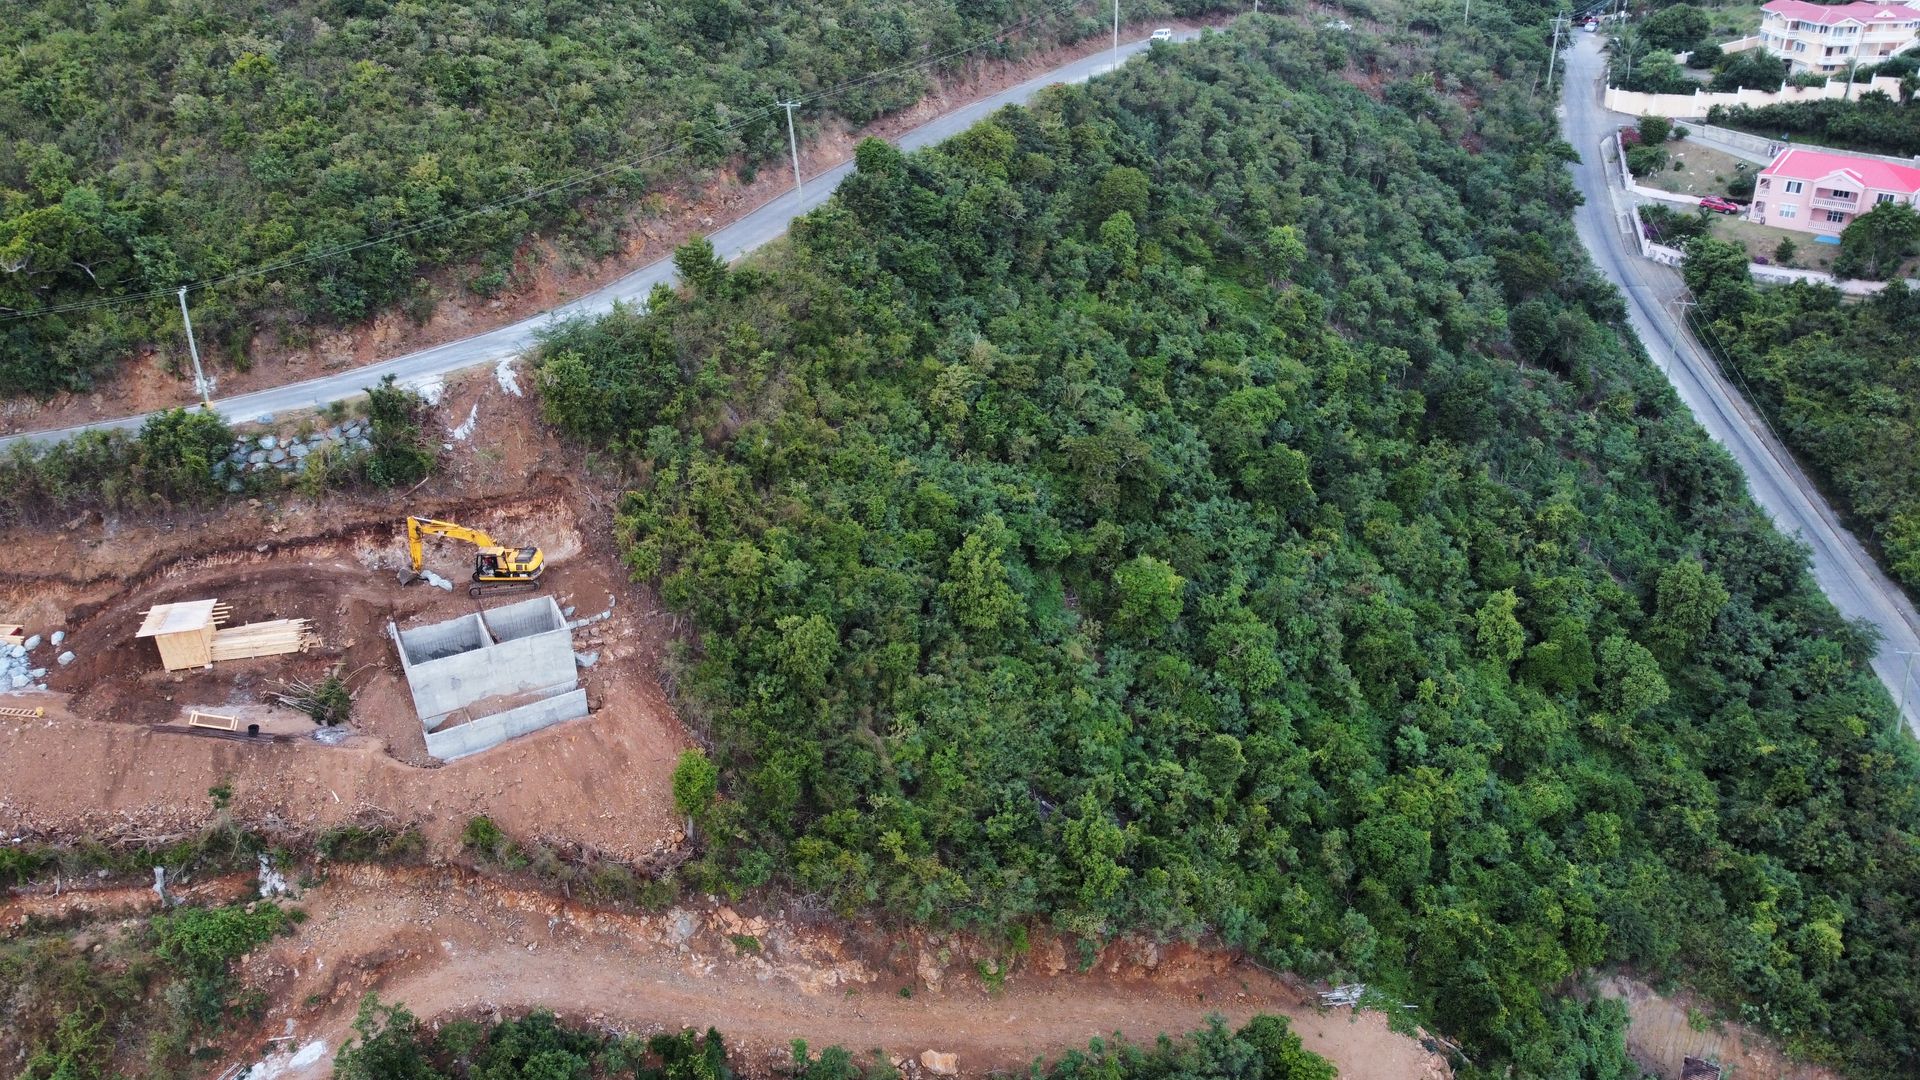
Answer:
[{"xmin": 1757, "ymin": 0, "xmax": 1920, "ymax": 74}]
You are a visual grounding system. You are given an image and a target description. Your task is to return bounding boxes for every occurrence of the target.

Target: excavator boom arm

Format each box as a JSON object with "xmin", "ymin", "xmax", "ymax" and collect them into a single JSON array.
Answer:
[{"xmin": 405, "ymin": 516, "xmax": 502, "ymax": 572}]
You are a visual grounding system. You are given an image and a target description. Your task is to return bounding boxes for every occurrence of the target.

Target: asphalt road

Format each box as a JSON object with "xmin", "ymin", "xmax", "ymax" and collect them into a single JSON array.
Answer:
[
  {"xmin": 1560, "ymin": 32, "xmax": 1920, "ymax": 736},
  {"xmin": 0, "ymin": 33, "xmax": 1192, "ymax": 448}
]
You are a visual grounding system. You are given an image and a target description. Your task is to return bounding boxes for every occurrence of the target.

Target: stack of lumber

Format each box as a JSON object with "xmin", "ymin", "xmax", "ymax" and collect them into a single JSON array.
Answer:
[{"xmin": 208, "ymin": 619, "xmax": 318, "ymax": 662}]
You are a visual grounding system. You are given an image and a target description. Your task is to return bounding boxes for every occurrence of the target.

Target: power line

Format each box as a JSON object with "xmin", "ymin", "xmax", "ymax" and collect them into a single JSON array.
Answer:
[{"xmin": 1, "ymin": 0, "xmax": 1103, "ymax": 324}]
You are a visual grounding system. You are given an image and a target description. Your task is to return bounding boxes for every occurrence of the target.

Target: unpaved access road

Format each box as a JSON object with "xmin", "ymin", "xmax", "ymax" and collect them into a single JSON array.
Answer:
[{"xmin": 225, "ymin": 865, "xmax": 1450, "ymax": 1080}]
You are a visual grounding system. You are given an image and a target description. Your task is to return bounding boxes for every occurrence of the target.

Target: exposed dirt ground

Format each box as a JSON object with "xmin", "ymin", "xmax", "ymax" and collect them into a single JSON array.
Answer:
[
  {"xmin": 1596, "ymin": 975, "xmax": 1842, "ymax": 1080},
  {"xmin": 0, "ymin": 370, "xmax": 684, "ymax": 860},
  {"xmin": 0, "ymin": 866, "xmax": 1454, "ymax": 1080},
  {"xmin": 0, "ymin": 17, "xmax": 1228, "ymax": 437}
]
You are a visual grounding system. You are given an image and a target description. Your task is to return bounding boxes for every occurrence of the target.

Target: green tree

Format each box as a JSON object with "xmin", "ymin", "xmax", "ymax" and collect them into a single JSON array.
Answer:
[
  {"xmin": 938, "ymin": 521, "xmax": 1026, "ymax": 638},
  {"xmin": 675, "ymin": 236, "xmax": 729, "ymax": 296},
  {"xmin": 1649, "ymin": 560, "xmax": 1729, "ymax": 657},
  {"xmin": 672, "ymin": 749, "xmax": 720, "ymax": 823},
  {"xmin": 1473, "ymin": 588, "xmax": 1527, "ymax": 666},
  {"xmin": 1110, "ymin": 554, "xmax": 1184, "ymax": 641},
  {"xmin": 1641, "ymin": 5, "xmax": 1710, "ymax": 51},
  {"xmin": 361, "ymin": 375, "xmax": 435, "ymax": 487},
  {"xmin": 1835, "ymin": 201, "xmax": 1920, "ymax": 280},
  {"xmin": 1681, "ymin": 236, "xmax": 1754, "ymax": 320}
]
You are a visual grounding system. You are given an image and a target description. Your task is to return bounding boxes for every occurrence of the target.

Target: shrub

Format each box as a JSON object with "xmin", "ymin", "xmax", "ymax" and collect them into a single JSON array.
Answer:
[
  {"xmin": 1626, "ymin": 144, "xmax": 1670, "ymax": 176},
  {"xmin": 359, "ymin": 375, "xmax": 435, "ymax": 487}
]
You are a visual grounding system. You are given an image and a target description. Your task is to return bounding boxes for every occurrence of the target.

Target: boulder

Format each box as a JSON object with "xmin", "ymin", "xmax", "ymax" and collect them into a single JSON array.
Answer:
[
  {"xmin": 57, "ymin": 651, "xmax": 75, "ymax": 666},
  {"xmin": 258, "ymin": 434, "xmax": 276, "ymax": 450},
  {"xmin": 22, "ymin": 635, "xmax": 40, "ymax": 652},
  {"xmin": 50, "ymin": 631, "xmax": 64, "ymax": 646},
  {"xmin": 268, "ymin": 449, "xmax": 287, "ymax": 463},
  {"xmin": 290, "ymin": 443, "xmax": 310, "ymax": 458},
  {"xmin": 919, "ymin": 1051, "xmax": 959, "ymax": 1076},
  {"xmin": 248, "ymin": 451, "xmax": 266, "ymax": 465}
]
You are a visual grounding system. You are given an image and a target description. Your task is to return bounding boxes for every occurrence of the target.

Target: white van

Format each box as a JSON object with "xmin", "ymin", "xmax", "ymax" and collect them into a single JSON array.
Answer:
[{"xmin": 1151, "ymin": 28, "xmax": 1173, "ymax": 42}]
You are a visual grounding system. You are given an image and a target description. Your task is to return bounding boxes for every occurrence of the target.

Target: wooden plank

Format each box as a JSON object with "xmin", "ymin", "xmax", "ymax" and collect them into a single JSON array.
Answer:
[
  {"xmin": 187, "ymin": 710, "xmax": 240, "ymax": 731},
  {"xmin": 0, "ymin": 624, "xmax": 24, "ymax": 647},
  {"xmin": 0, "ymin": 706, "xmax": 45, "ymax": 719},
  {"xmin": 207, "ymin": 619, "xmax": 317, "ymax": 662}
]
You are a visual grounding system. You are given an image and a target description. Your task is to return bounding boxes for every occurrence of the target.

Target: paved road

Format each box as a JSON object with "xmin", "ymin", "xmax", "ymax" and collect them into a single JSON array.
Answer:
[
  {"xmin": 1561, "ymin": 33, "xmax": 1920, "ymax": 736},
  {"xmin": 0, "ymin": 33, "xmax": 1193, "ymax": 449}
]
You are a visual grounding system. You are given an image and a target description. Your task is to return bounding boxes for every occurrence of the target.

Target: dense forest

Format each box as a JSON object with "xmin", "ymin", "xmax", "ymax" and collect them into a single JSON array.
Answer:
[
  {"xmin": 0, "ymin": 0, "xmax": 1220, "ymax": 395},
  {"xmin": 332, "ymin": 1000, "xmax": 1335, "ymax": 1080},
  {"xmin": 530, "ymin": 11, "xmax": 1920, "ymax": 1080},
  {"xmin": 1682, "ymin": 237, "xmax": 1920, "ymax": 593}
]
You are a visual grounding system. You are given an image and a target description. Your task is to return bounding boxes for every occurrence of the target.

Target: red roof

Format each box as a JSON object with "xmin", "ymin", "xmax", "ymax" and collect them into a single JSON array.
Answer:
[
  {"xmin": 1763, "ymin": 0, "xmax": 1920, "ymax": 25},
  {"xmin": 1761, "ymin": 147, "xmax": 1920, "ymax": 193}
]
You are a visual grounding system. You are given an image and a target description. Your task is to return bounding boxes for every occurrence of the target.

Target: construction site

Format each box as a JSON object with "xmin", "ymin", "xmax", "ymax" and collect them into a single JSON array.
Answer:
[
  {"xmin": 0, "ymin": 366, "xmax": 1466, "ymax": 1080},
  {"xmin": 0, "ymin": 369, "xmax": 684, "ymax": 859}
]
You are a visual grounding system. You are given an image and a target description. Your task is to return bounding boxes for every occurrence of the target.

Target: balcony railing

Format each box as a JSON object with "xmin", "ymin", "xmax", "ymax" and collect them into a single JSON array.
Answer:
[{"xmin": 1811, "ymin": 195, "xmax": 1860, "ymax": 212}]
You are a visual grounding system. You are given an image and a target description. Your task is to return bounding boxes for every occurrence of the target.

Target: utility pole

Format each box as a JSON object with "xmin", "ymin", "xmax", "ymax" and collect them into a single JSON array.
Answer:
[
  {"xmin": 777, "ymin": 100, "xmax": 803, "ymax": 202},
  {"xmin": 177, "ymin": 286, "xmax": 212, "ymax": 408},
  {"xmin": 1547, "ymin": 16, "xmax": 1565, "ymax": 90},
  {"xmin": 1112, "ymin": 0, "xmax": 1120, "ymax": 70},
  {"xmin": 1898, "ymin": 649, "xmax": 1919, "ymax": 721}
]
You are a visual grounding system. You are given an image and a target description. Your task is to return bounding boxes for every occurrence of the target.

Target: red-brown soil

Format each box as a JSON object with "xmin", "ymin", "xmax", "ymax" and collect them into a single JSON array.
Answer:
[
  {"xmin": 1595, "ymin": 975, "xmax": 1842, "ymax": 1080},
  {"xmin": 0, "ymin": 865, "xmax": 1455, "ymax": 1080}
]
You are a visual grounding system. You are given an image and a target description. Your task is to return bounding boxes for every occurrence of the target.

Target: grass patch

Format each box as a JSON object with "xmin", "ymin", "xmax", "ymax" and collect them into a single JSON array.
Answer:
[{"xmin": 1640, "ymin": 140, "xmax": 1756, "ymax": 197}]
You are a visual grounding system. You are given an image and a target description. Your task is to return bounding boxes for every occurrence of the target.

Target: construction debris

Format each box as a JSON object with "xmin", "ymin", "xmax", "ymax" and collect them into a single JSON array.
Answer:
[
  {"xmin": 1319, "ymin": 984, "xmax": 1367, "ymax": 1007},
  {"xmin": 0, "ymin": 706, "xmax": 46, "ymax": 719}
]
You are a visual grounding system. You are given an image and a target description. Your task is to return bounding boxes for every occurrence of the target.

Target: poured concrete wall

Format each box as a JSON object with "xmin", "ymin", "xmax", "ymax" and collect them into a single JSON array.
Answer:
[
  {"xmin": 482, "ymin": 599, "xmax": 563, "ymax": 642},
  {"xmin": 396, "ymin": 613, "xmax": 487, "ymax": 665},
  {"xmin": 389, "ymin": 595, "xmax": 579, "ymax": 733},
  {"xmin": 424, "ymin": 689, "xmax": 588, "ymax": 761}
]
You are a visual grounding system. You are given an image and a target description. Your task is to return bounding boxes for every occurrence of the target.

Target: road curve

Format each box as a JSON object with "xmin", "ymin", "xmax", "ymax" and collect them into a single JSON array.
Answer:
[
  {"xmin": 0, "ymin": 34, "xmax": 1193, "ymax": 450},
  {"xmin": 1560, "ymin": 33, "xmax": 1920, "ymax": 736}
]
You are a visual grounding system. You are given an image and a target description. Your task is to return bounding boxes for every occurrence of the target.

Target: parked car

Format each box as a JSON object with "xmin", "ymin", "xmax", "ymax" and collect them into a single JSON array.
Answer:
[
  {"xmin": 1699, "ymin": 196, "xmax": 1742, "ymax": 215},
  {"xmin": 1150, "ymin": 28, "xmax": 1173, "ymax": 42}
]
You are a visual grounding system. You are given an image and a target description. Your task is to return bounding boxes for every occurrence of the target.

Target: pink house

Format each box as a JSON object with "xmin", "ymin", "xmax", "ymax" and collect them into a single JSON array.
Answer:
[{"xmin": 1748, "ymin": 147, "xmax": 1920, "ymax": 235}]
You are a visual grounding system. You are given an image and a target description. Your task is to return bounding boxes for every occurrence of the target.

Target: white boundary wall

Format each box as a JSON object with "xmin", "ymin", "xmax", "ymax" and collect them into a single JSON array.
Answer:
[{"xmin": 1605, "ymin": 76, "xmax": 1907, "ymax": 118}]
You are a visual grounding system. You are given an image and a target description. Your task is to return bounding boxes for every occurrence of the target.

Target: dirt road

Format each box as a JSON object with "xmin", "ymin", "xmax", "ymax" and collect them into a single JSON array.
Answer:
[{"xmin": 231, "ymin": 865, "xmax": 1449, "ymax": 1080}]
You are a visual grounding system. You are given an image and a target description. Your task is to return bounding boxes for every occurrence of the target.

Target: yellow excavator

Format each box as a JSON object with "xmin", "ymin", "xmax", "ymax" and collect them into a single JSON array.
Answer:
[{"xmin": 401, "ymin": 516, "xmax": 545, "ymax": 597}]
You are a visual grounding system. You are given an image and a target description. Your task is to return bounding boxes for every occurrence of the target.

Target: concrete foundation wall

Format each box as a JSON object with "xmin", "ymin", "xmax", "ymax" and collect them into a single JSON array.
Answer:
[
  {"xmin": 424, "ymin": 689, "xmax": 588, "ymax": 761},
  {"xmin": 397, "ymin": 615, "xmax": 486, "ymax": 665},
  {"xmin": 390, "ymin": 595, "xmax": 580, "ymax": 734},
  {"xmin": 406, "ymin": 632, "xmax": 577, "ymax": 722},
  {"xmin": 481, "ymin": 597, "xmax": 565, "ymax": 642},
  {"xmin": 422, "ymin": 681, "xmax": 577, "ymax": 732}
]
